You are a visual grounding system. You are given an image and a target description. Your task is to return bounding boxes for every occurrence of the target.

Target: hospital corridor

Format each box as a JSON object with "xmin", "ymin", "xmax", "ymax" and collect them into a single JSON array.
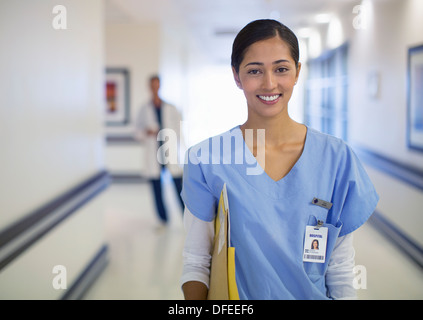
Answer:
[{"xmin": 1, "ymin": 0, "xmax": 423, "ymax": 302}]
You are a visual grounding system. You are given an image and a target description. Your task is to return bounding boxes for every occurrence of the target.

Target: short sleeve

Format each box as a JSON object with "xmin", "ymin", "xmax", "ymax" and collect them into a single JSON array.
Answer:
[
  {"xmin": 181, "ymin": 149, "xmax": 217, "ymax": 222},
  {"xmin": 330, "ymin": 144, "xmax": 379, "ymax": 237}
]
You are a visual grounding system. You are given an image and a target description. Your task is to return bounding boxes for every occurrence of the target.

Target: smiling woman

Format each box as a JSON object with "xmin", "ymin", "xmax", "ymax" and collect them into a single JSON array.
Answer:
[
  {"xmin": 232, "ymin": 36, "xmax": 300, "ymax": 128},
  {"xmin": 230, "ymin": 21, "xmax": 303, "ymax": 181},
  {"xmin": 180, "ymin": 19, "xmax": 379, "ymax": 300}
]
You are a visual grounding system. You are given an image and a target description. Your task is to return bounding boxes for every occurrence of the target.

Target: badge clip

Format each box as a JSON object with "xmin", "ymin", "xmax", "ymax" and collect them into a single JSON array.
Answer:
[{"xmin": 315, "ymin": 220, "xmax": 324, "ymax": 230}]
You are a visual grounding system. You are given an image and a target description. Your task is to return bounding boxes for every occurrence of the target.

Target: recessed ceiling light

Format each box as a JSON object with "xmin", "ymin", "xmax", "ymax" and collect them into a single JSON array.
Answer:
[
  {"xmin": 314, "ymin": 13, "xmax": 332, "ymax": 24},
  {"xmin": 297, "ymin": 27, "xmax": 312, "ymax": 38}
]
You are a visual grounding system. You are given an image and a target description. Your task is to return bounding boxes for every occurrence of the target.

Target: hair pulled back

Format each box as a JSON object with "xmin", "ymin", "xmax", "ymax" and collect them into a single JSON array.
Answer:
[{"xmin": 231, "ymin": 19, "xmax": 299, "ymax": 73}]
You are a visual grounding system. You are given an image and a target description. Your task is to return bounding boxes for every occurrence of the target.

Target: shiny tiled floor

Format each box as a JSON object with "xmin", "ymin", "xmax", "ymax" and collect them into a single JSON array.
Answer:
[{"xmin": 83, "ymin": 174, "xmax": 423, "ymax": 300}]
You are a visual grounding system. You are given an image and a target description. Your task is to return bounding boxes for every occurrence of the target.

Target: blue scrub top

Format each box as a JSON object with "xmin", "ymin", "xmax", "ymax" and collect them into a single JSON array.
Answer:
[{"xmin": 181, "ymin": 125, "xmax": 379, "ymax": 300}]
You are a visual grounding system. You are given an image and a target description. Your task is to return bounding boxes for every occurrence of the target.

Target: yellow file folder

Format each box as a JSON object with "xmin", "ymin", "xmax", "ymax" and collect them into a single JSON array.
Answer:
[{"xmin": 207, "ymin": 183, "xmax": 240, "ymax": 300}]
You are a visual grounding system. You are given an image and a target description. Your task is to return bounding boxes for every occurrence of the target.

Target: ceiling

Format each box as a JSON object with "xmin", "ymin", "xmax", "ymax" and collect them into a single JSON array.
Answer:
[{"xmin": 105, "ymin": 0, "xmax": 360, "ymax": 63}]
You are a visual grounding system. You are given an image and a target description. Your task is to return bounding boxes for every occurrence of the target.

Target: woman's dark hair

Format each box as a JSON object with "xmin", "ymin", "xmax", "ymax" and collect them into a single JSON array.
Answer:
[{"xmin": 231, "ymin": 19, "xmax": 299, "ymax": 73}]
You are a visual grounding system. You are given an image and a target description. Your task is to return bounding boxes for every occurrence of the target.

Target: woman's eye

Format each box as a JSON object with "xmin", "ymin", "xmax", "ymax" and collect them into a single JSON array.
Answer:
[
  {"xmin": 247, "ymin": 69, "xmax": 260, "ymax": 75},
  {"xmin": 276, "ymin": 67, "xmax": 288, "ymax": 73}
]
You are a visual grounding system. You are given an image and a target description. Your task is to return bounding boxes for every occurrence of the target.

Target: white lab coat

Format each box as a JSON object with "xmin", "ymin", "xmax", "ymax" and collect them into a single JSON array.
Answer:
[{"xmin": 134, "ymin": 101, "xmax": 185, "ymax": 179}]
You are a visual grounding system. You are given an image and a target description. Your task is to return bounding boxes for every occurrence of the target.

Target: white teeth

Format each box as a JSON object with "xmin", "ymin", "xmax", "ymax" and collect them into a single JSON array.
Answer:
[{"xmin": 258, "ymin": 95, "xmax": 280, "ymax": 101}]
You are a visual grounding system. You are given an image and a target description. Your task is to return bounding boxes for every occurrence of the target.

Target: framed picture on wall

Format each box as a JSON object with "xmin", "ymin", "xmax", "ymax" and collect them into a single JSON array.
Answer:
[
  {"xmin": 407, "ymin": 44, "xmax": 423, "ymax": 152},
  {"xmin": 105, "ymin": 68, "xmax": 130, "ymax": 126}
]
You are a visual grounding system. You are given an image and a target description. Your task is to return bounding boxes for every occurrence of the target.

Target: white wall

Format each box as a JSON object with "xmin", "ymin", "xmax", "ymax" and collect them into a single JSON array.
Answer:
[
  {"xmin": 158, "ymin": 21, "xmax": 190, "ymax": 115},
  {"xmin": 349, "ymin": 0, "xmax": 423, "ymax": 169},
  {"xmin": 104, "ymin": 22, "xmax": 161, "ymax": 175},
  {"xmin": 0, "ymin": 0, "xmax": 106, "ymax": 299},
  {"xmin": 347, "ymin": 0, "xmax": 423, "ymax": 243},
  {"xmin": 0, "ymin": 0, "xmax": 105, "ymax": 226},
  {"xmin": 105, "ymin": 22, "xmax": 160, "ymax": 135}
]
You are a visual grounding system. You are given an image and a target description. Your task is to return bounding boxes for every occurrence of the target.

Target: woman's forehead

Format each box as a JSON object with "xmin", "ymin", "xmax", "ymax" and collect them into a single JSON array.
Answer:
[{"xmin": 242, "ymin": 36, "xmax": 294, "ymax": 65}]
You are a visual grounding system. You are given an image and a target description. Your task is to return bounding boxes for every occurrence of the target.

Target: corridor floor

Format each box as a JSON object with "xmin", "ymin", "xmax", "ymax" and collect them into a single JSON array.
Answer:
[{"xmin": 83, "ymin": 177, "xmax": 423, "ymax": 300}]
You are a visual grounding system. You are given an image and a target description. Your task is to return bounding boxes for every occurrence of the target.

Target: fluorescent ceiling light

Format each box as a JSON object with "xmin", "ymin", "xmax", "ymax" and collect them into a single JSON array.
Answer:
[
  {"xmin": 297, "ymin": 27, "xmax": 312, "ymax": 38},
  {"xmin": 314, "ymin": 13, "xmax": 332, "ymax": 24}
]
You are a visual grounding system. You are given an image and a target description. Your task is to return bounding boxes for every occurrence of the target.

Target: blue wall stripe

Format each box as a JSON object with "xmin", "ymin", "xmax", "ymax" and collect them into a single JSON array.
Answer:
[
  {"xmin": 368, "ymin": 211, "xmax": 423, "ymax": 269},
  {"xmin": 354, "ymin": 146, "xmax": 423, "ymax": 269},
  {"xmin": 0, "ymin": 170, "xmax": 111, "ymax": 271},
  {"xmin": 61, "ymin": 244, "xmax": 109, "ymax": 300},
  {"xmin": 354, "ymin": 146, "xmax": 423, "ymax": 191}
]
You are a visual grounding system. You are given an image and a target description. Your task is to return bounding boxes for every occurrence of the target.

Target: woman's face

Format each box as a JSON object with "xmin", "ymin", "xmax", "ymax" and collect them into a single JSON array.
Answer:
[{"xmin": 233, "ymin": 36, "xmax": 300, "ymax": 120}]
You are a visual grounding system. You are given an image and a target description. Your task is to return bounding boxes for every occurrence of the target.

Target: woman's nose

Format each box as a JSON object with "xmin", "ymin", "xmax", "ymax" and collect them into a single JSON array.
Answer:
[{"xmin": 262, "ymin": 72, "xmax": 276, "ymax": 90}]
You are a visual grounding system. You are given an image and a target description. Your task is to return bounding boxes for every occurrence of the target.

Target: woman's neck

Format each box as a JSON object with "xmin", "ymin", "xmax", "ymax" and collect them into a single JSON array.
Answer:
[{"xmin": 241, "ymin": 112, "xmax": 303, "ymax": 148}]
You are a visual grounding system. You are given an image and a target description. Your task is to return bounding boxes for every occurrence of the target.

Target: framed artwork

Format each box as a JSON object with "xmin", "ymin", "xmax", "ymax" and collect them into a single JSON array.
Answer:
[
  {"xmin": 105, "ymin": 68, "xmax": 130, "ymax": 126},
  {"xmin": 407, "ymin": 44, "xmax": 423, "ymax": 152}
]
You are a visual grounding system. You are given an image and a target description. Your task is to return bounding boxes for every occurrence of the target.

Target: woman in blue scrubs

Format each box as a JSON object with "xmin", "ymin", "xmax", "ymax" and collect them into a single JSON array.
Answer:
[{"xmin": 180, "ymin": 19, "xmax": 379, "ymax": 300}]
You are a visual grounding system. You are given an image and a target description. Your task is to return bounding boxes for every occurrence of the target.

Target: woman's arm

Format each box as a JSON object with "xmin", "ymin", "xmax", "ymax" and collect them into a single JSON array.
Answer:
[
  {"xmin": 325, "ymin": 233, "xmax": 357, "ymax": 299},
  {"xmin": 181, "ymin": 208, "xmax": 215, "ymax": 300}
]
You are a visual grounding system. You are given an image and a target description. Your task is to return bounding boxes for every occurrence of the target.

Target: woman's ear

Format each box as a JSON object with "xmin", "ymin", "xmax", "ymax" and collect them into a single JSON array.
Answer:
[
  {"xmin": 294, "ymin": 62, "xmax": 302, "ymax": 85},
  {"xmin": 232, "ymin": 67, "xmax": 242, "ymax": 89}
]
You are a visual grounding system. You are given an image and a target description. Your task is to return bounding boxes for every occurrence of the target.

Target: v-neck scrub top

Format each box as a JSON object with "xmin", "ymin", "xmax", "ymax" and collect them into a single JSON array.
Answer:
[{"xmin": 181, "ymin": 126, "xmax": 379, "ymax": 300}]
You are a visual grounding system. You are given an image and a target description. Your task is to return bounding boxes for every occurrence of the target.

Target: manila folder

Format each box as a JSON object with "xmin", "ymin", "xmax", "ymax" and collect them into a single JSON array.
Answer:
[{"xmin": 207, "ymin": 183, "xmax": 239, "ymax": 300}]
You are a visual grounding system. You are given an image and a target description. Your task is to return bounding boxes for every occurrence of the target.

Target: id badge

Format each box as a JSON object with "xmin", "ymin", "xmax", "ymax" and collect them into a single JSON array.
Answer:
[{"xmin": 303, "ymin": 224, "xmax": 328, "ymax": 263}]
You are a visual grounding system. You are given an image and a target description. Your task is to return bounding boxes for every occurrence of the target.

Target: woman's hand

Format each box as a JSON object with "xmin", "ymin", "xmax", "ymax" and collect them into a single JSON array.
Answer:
[{"xmin": 182, "ymin": 281, "xmax": 208, "ymax": 300}]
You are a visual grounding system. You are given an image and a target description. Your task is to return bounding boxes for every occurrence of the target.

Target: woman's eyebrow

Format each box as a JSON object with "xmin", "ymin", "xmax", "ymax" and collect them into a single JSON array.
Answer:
[{"xmin": 243, "ymin": 59, "xmax": 291, "ymax": 68}]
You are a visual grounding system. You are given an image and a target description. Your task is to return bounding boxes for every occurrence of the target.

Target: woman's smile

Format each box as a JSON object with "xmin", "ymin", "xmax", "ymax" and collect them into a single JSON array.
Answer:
[{"xmin": 257, "ymin": 94, "xmax": 282, "ymax": 104}]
